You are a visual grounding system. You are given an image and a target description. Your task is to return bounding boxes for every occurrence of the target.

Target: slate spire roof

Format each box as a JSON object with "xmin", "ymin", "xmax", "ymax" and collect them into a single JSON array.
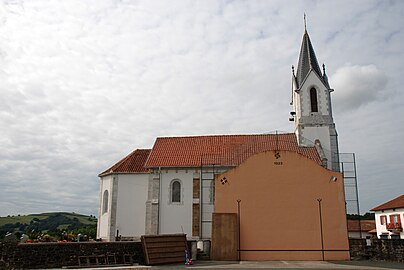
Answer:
[
  {"xmin": 296, "ymin": 30, "xmax": 322, "ymax": 86},
  {"xmin": 295, "ymin": 30, "xmax": 324, "ymax": 89}
]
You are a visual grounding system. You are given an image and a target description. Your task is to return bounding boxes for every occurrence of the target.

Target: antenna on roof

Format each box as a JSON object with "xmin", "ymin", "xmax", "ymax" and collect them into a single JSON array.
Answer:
[{"xmin": 304, "ymin": 13, "xmax": 307, "ymax": 32}]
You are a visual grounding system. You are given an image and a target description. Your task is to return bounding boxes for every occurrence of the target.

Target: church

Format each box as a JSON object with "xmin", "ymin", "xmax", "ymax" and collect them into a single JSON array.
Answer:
[{"xmin": 96, "ymin": 26, "xmax": 349, "ymax": 261}]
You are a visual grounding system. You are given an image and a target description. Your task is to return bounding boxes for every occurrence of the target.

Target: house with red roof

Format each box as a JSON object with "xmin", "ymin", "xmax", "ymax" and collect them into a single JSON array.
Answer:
[
  {"xmin": 371, "ymin": 195, "xmax": 404, "ymax": 239},
  {"xmin": 96, "ymin": 26, "xmax": 350, "ymax": 260},
  {"xmin": 346, "ymin": 219, "xmax": 376, "ymax": 239}
]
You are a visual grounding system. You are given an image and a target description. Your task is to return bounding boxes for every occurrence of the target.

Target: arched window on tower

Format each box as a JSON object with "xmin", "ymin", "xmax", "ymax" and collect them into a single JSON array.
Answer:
[
  {"xmin": 310, "ymin": 88, "xmax": 318, "ymax": 112},
  {"xmin": 102, "ymin": 190, "xmax": 109, "ymax": 214},
  {"xmin": 171, "ymin": 180, "xmax": 181, "ymax": 203}
]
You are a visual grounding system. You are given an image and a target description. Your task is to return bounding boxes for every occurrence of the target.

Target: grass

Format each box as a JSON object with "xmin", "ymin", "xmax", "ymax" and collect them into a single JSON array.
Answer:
[{"xmin": 0, "ymin": 212, "xmax": 96, "ymax": 226}]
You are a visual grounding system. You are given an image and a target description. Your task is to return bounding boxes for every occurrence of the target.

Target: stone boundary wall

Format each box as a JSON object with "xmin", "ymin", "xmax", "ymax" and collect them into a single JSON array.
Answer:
[
  {"xmin": 3, "ymin": 239, "xmax": 402, "ymax": 268},
  {"xmin": 349, "ymin": 239, "xmax": 404, "ymax": 262},
  {"xmin": 0, "ymin": 241, "xmax": 144, "ymax": 269}
]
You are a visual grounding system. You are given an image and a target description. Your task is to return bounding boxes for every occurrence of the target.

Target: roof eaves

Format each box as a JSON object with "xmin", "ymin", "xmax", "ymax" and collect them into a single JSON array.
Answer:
[
  {"xmin": 297, "ymin": 68, "xmax": 328, "ymax": 92},
  {"xmin": 99, "ymin": 171, "xmax": 150, "ymax": 177},
  {"xmin": 99, "ymin": 148, "xmax": 151, "ymax": 176},
  {"xmin": 370, "ymin": 195, "xmax": 404, "ymax": 211}
]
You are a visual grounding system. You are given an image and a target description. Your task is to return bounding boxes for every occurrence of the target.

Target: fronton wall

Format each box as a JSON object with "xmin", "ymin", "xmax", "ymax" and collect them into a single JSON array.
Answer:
[{"xmin": 215, "ymin": 150, "xmax": 348, "ymax": 260}]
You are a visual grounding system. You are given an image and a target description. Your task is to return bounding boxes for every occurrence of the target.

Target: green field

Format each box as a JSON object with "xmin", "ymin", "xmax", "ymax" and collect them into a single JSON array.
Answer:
[
  {"xmin": 0, "ymin": 212, "xmax": 96, "ymax": 226},
  {"xmin": 0, "ymin": 212, "xmax": 97, "ymax": 239}
]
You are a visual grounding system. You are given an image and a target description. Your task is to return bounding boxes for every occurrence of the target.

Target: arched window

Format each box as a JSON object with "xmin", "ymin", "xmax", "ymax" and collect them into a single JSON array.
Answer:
[
  {"xmin": 171, "ymin": 180, "xmax": 181, "ymax": 203},
  {"xmin": 102, "ymin": 190, "xmax": 109, "ymax": 214},
  {"xmin": 310, "ymin": 88, "xmax": 318, "ymax": 112}
]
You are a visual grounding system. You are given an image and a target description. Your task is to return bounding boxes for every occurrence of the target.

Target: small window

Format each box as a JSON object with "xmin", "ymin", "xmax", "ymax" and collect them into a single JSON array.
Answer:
[
  {"xmin": 102, "ymin": 190, "xmax": 109, "ymax": 214},
  {"xmin": 390, "ymin": 214, "xmax": 401, "ymax": 223},
  {"xmin": 171, "ymin": 180, "xmax": 181, "ymax": 203},
  {"xmin": 310, "ymin": 87, "xmax": 318, "ymax": 112},
  {"xmin": 391, "ymin": 234, "xmax": 401, "ymax": 239},
  {"xmin": 380, "ymin": 215, "xmax": 387, "ymax": 225}
]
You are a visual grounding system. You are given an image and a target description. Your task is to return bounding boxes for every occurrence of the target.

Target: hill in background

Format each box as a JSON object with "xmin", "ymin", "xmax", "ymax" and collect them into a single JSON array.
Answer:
[{"xmin": 0, "ymin": 212, "xmax": 97, "ymax": 240}]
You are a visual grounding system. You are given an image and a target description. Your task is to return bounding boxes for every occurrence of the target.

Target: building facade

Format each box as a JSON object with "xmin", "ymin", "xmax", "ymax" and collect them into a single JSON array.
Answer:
[
  {"xmin": 371, "ymin": 195, "xmax": 404, "ymax": 239},
  {"xmin": 214, "ymin": 150, "xmax": 348, "ymax": 260},
  {"xmin": 96, "ymin": 27, "xmax": 349, "ymax": 260},
  {"xmin": 346, "ymin": 219, "xmax": 376, "ymax": 239}
]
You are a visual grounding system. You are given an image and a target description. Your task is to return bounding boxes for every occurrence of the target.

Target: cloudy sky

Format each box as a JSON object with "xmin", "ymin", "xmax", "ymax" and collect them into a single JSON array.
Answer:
[{"xmin": 0, "ymin": 0, "xmax": 403, "ymax": 217}]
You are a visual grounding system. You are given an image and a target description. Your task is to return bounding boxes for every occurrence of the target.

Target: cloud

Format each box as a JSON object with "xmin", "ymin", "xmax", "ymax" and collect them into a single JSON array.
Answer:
[
  {"xmin": 331, "ymin": 64, "xmax": 387, "ymax": 111},
  {"xmin": 0, "ymin": 0, "xmax": 403, "ymax": 217}
]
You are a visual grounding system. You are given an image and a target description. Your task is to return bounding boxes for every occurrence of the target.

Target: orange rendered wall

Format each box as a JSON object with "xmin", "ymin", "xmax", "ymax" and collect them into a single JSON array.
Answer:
[{"xmin": 214, "ymin": 150, "xmax": 349, "ymax": 260}]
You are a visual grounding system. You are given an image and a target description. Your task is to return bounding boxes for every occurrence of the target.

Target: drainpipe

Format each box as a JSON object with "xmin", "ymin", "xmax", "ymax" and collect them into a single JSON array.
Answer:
[
  {"xmin": 158, "ymin": 167, "xmax": 161, "ymax": 235},
  {"xmin": 199, "ymin": 160, "xmax": 203, "ymax": 239}
]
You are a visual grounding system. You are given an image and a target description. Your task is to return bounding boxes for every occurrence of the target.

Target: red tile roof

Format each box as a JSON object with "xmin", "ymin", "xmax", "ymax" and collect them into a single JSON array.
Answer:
[
  {"xmin": 347, "ymin": 220, "xmax": 376, "ymax": 232},
  {"xmin": 145, "ymin": 133, "xmax": 321, "ymax": 167},
  {"xmin": 371, "ymin": 195, "xmax": 404, "ymax": 211},
  {"xmin": 99, "ymin": 149, "xmax": 151, "ymax": 176}
]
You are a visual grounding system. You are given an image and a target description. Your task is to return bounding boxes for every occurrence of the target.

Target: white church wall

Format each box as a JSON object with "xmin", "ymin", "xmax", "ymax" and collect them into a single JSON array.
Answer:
[
  {"xmin": 301, "ymin": 126, "xmax": 331, "ymax": 149},
  {"xmin": 97, "ymin": 175, "xmax": 113, "ymax": 240},
  {"xmin": 159, "ymin": 169, "xmax": 193, "ymax": 236},
  {"xmin": 294, "ymin": 91, "xmax": 301, "ymax": 123},
  {"xmin": 115, "ymin": 173, "xmax": 149, "ymax": 239},
  {"xmin": 299, "ymin": 71, "xmax": 330, "ymax": 118},
  {"xmin": 301, "ymin": 126, "xmax": 333, "ymax": 168}
]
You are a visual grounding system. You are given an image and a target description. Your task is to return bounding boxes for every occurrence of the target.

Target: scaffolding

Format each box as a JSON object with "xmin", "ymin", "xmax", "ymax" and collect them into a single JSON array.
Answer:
[
  {"xmin": 340, "ymin": 153, "xmax": 362, "ymax": 238},
  {"xmin": 199, "ymin": 164, "xmax": 215, "ymax": 239}
]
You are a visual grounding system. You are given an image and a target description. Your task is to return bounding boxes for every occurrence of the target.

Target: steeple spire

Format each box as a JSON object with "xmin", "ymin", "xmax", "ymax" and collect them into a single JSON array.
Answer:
[
  {"xmin": 295, "ymin": 27, "xmax": 322, "ymax": 88},
  {"xmin": 291, "ymin": 24, "xmax": 339, "ymax": 171}
]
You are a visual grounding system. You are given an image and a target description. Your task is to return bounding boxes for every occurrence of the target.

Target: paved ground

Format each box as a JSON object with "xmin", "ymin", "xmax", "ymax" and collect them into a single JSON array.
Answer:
[
  {"xmin": 149, "ymin": 260, "xmax": 404, "ymax": 270},
  {"xmin": 48, "ymin": 261, "xmax": 404, "ymax": 270}
]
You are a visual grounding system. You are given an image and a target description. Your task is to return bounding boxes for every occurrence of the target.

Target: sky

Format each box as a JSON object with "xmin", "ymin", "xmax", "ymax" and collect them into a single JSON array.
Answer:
[{"xmin": 0, "ymin": 0, "xmax": 403, "ymax": 217}]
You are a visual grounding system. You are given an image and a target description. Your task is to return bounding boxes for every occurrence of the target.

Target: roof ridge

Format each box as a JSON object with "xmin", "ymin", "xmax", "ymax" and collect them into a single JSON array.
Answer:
[
  {"xmin": 155, "ymin": 133, "xmax": 295, "ymax": 139},
  {"xmin": 145, "ymin": 134, "xmax": 322, "ymax": 168}
]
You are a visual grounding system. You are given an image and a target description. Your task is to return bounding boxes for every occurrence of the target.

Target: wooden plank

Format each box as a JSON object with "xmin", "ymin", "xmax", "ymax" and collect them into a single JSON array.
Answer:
[
  {"xmin": 141, "ymin": 234, "xmax": 187, "ymax": 265},
  {"xmin": 193, "ymin": 203, "xmax": 200, "ymax": 236},
  {"xmin": 148, "ymin": 256, "xmax": 185, "ymax": 265},
  {"xmin": 148, "ymin": 246, "xmax": 185, "ymax": 254},
  {"xmin": 142, "ymin": 233, "xmax": 184, "ymax": 238},
  {"xmin": 145, "ymin": 241, "xmax": 186, "ymax": 248},
  {"xmin": 143, "ymin": 237, "xmax": 186, "ymax": 243},
  {"xmin": 211, "ymin": 213, "xmax": 238, "ymax": 260},
  {"xmin": 148, "ymin": 251, "xmax": 185, "ymax": 259},
  {"xmin": 141, "ymin": 235, "xmax": 150, "ymax": 265}
]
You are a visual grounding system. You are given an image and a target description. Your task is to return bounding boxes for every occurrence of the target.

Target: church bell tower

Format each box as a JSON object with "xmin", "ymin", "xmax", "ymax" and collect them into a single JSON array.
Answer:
[{"xmin": 290, "ymin": 25, "xmax": 340, "ymax": 171}]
